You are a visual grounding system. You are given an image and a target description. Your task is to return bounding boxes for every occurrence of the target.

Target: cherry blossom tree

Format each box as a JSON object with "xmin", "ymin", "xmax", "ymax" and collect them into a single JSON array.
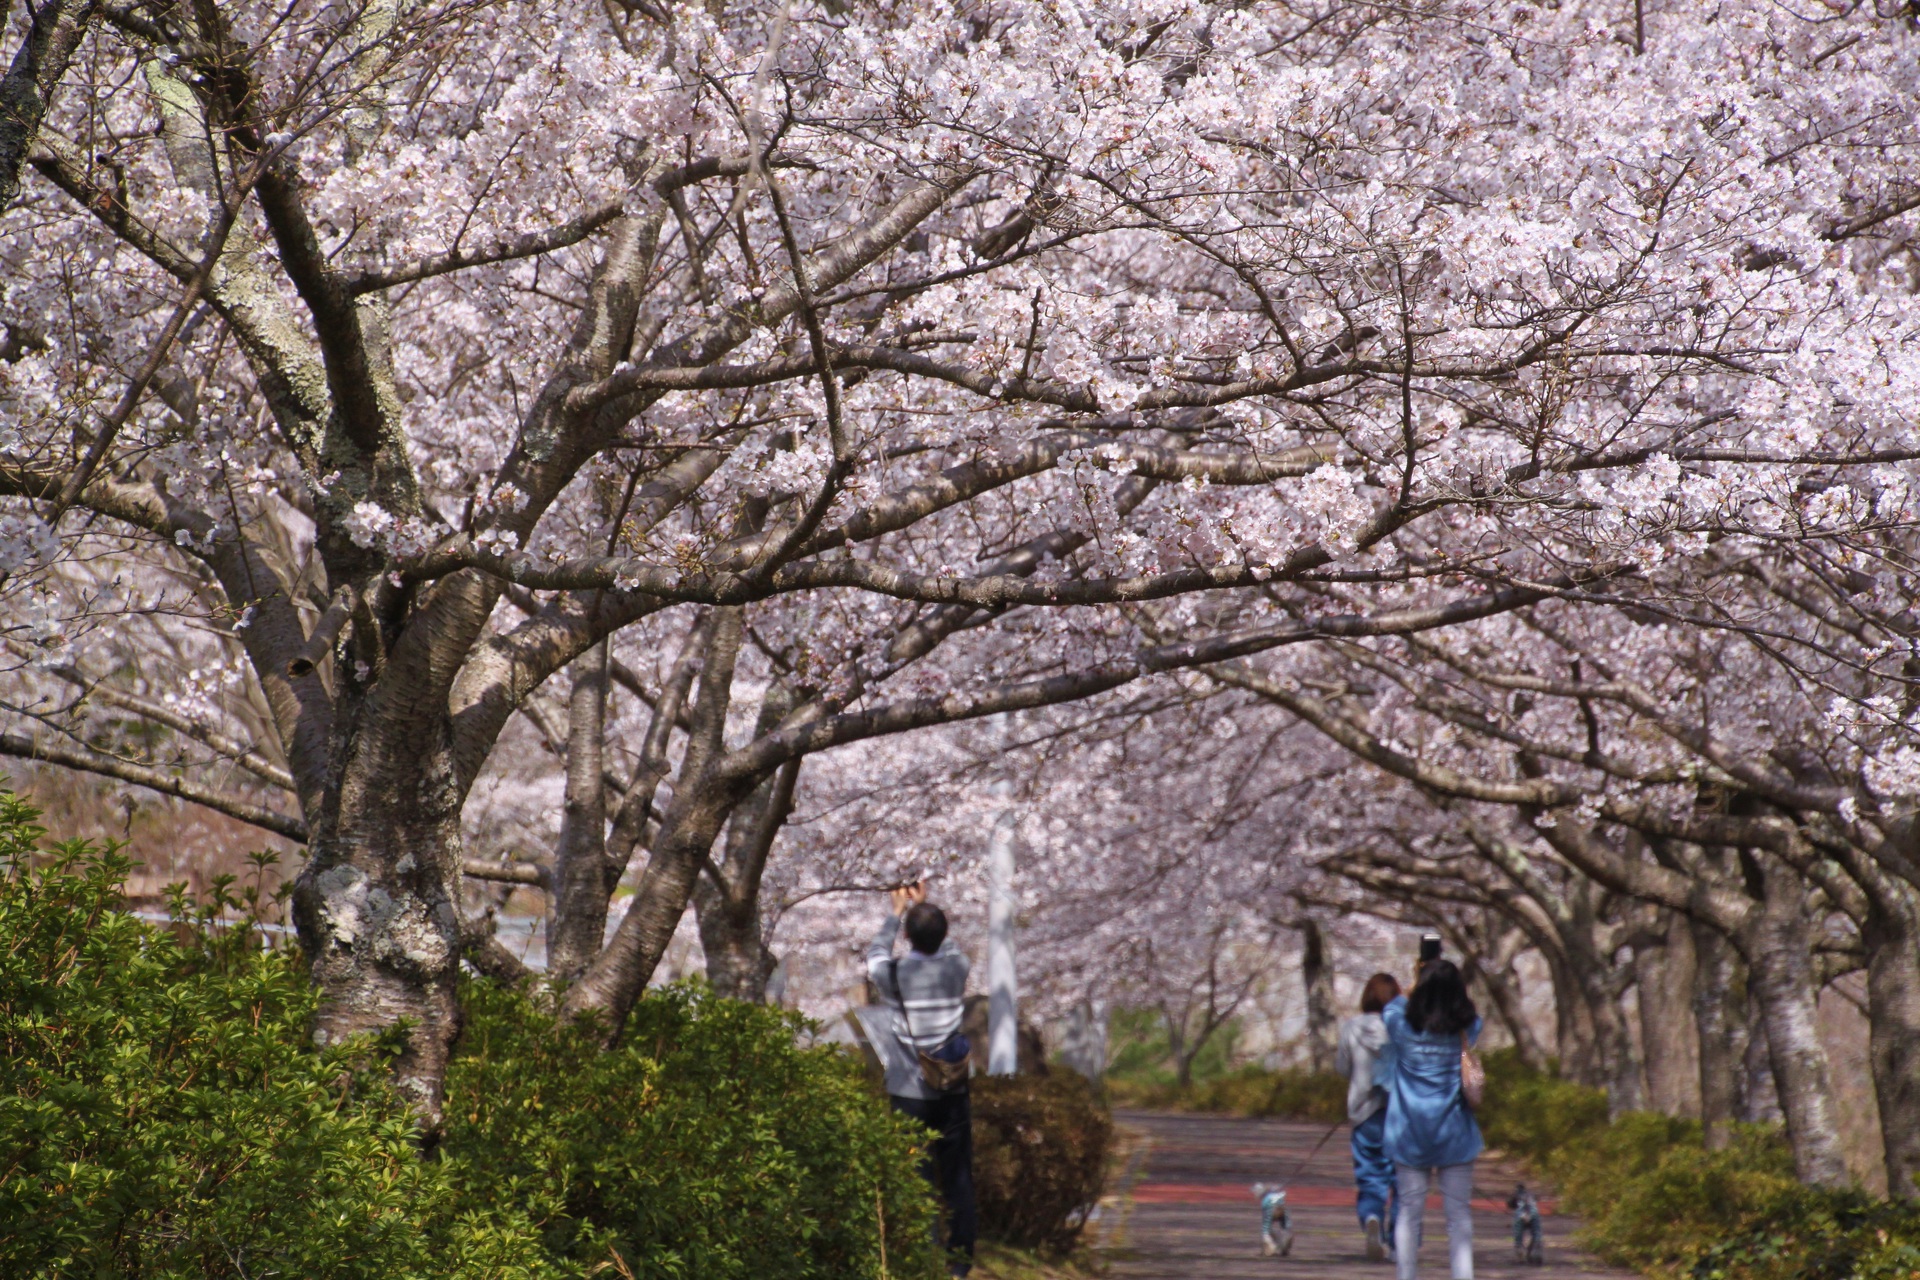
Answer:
[
  {"xmin": 1215, "ymin": 550, "xmax": 1920, "ymax": 1191},
  {"xmin": 4, "ymin": 0, "xmax": 1917, "ymax": 1120}
]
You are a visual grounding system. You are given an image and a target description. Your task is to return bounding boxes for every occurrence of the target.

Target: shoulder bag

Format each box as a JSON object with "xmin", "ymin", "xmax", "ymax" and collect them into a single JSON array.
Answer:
[{"xmin": 1460, "ymin": 1034, "xmax": 1486, "ymax": 1110}]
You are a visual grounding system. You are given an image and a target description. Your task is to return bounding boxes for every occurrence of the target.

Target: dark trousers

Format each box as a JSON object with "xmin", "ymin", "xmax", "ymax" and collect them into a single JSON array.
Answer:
[{"xmin": 890, "ymin": 1090, "xmax": 978, "ymax": 1261}]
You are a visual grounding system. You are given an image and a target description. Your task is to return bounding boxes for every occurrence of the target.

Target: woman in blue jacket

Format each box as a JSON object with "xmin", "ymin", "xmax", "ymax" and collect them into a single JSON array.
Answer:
[{"xmin": 1381, "ymin": 960, "xmax": 1482, "ymax": 1279}]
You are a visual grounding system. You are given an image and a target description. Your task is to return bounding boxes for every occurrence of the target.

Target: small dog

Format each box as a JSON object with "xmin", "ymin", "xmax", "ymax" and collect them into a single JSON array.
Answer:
[
  {"xmin": 1509, "ymin": 1183, "xmax": 1544, "ymax": 1265},
  {"xmin": 1252, "ymin": 1183, "xmax": 1294, "ymax": 1257}
]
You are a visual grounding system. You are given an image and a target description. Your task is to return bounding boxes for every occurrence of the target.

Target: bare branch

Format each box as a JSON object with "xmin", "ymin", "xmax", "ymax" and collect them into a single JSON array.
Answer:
[
  {"xmin": 0, "ymin": 731, "xmax": 308, "ymax": 841},
  {"xmin": 461, "ymin": 858, "xmax": 547, "ymax": 887},
  {"xmin": 346, "ymin": 198, "xmax": 628, "ymax": 294}
]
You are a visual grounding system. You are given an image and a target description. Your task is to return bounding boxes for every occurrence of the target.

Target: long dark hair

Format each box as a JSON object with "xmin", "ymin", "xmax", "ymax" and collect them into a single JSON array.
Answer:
[{"xmin": 1406, "ymin": 959, "xmax": 1478, "ymax": 1036}]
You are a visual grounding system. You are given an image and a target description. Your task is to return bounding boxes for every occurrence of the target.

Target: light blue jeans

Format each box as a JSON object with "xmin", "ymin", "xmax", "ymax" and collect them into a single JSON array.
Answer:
[
  {"xmin": 1394, "ymin": 1161, "xmax": 1474, "ymax": 1279},
  {"xmin": 1352, "ymin": 1110, "xmax": 1397, "ymax": 1238}
]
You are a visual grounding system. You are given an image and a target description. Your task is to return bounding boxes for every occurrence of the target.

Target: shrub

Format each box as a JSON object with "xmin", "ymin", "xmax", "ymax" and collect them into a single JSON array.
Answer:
[
  {"xmin": 1474, "ymin": 1048, "xmax": 1920, "ymax": 1280},
  {"xmin": 0, "ymin": 792, "xmax": 551, "ymax": 1280},
  {"xmin": 1686, "ymin": 1191, "xmax": 1920, "ymax": 1280},
  {"xmin": 442, "ymin": 979, "xmax": 943, "ymax": 1280},
  {"xmin": 1476, "ymin": 1047, "xmax": 1610, "ymax": 1167},
  {"xmin": 970, "ymin": 1073, "xmax": 1112, "ymax": 1256},
  {"xmin": 0, "ymin": 788, "xmax": 941, "ymax": 1280}
]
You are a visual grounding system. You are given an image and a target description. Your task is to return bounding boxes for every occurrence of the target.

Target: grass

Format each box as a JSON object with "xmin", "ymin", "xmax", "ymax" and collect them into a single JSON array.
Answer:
[{"xmin": 971, "ymin": 1241, "xmax": 1103, "ymax": 1280}]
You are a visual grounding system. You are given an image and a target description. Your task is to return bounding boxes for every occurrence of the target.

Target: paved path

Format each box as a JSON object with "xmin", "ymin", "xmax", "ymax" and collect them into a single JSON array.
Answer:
[{"xmin": 1100, "ymin": 1111, "xmax": 1637, "ymax": 1280}]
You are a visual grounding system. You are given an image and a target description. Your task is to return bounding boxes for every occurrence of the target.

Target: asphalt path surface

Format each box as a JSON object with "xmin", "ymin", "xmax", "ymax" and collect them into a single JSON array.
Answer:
[{"xmin": 1101, "ymin": 1111, "xmax": 1637, "ymax": 1280}]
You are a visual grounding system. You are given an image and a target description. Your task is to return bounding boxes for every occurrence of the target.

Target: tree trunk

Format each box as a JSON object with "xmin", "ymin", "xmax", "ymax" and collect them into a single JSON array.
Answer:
[
  {"xmin": 562, "ymin": 781, "xmax": 746, "ymax": 1031},
  {"xmin": 1862, "ymin": 883, "xmax": 1920, "ymax": 1199},
  {"xmin": 1060, "ymin": 998, "xmax": 1109, "ymax": 1080},
  {"xmin": 1174, "ymin": 1039, "xmax": 1201, "ymax": 1088},
  {"xmin": 1691, "ymin": 916, "xmax": 1745, "ymax": 1150},
  {"xmin": 1299, "ymin": 919, "xmax": 1338, "ymax": 1074},
  {"xmin": 548, "ymin": 642, "xmax": 610, "ymax": 983},
  {"xmin": 1164, "ymin": 1007, "xmax": 1195, "ymax": 1087},
  {"xmin": 691, "ymin": 690, "xmax": 799, "ymax": 1004},
  {"xmin": 561, "ymin": 608, "xmax": 757, "ymax": 1033},
  {"xmin": 1746, "ymin": 854, "xmax": 1851, "ymax": 1187},
  {"xmin": 1544, "ymin": 949, "xmax": 1599, "ymax": 1084},
  {"xmin": 291, "ymin": 704, "xmax": 467, "ymax": 1121},
  {"xmin": 695, "ymin": 881, "xmax": 775, "ymax": 1001},
  {"xmin": 1558, "ymin": 906, "xmax": 1642, "ymax": 1115},
  {"xmin": 1472, "ymin": 952, "xmax": 1549, "ymax": 1071},
  {"xmin": 1581, "ymin": 962, "xmax": 1645, "ymax": 1116},
  {"xmin": 1740, "ymin": 991, "xmax": 1779, "ymax": 1123},
  {"xmin": 1637, "ymin": 909, "xmax": 1703, "ymax": 1118},
  {"xmin": 0, "ymin": 0, "xmax": 101, "ymax": 211}
]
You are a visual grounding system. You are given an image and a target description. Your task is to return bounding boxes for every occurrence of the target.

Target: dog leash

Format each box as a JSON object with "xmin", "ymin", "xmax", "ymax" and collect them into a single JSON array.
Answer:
[{"xmin": 1274, "ymin": 1114, "xmax": 1348, "ymax": 1189}]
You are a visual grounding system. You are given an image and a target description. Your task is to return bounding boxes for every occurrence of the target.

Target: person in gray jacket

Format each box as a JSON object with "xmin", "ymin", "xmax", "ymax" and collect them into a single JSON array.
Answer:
[
  {"xmin": 1337, "ymin": 972, "xmax": 1403, "ymax": 1262},
  {"xmin": 865, "ymin": 881, "xmax": 975, "ymax": 1276}
]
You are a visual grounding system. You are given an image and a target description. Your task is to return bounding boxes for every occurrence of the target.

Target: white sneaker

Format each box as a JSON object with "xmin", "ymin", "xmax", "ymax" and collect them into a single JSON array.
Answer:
[{"xmin": 1365, "ymin": 1216, "xmax": 1385, "ymax": 1262}]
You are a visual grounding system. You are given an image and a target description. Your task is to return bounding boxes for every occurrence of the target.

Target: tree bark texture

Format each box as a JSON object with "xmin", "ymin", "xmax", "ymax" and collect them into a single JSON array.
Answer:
[
  {"xmin": 696, "ymin": 895, "xmax": 776, "ymax": 1001},
  {"xmin": 1740, "ymin": 991, "xmax": 1780, "ymax": 1124},
  {"xmin": 1637, "ymin": 908, "xmax": 1703, "ymax": 1118},
  {"xmin": 1747, "ymin": 854, "xmax": 1850, "ymax": 1187},
  {"xmin": 290, "ymin": 689, "xmax": 469, "ymax": 1118},
  {"xmin": 1578, "ymin": 951, "xmax": 1645, "ymax": 1117},
  {"xmin": 691, "ymin": 682, "xmax": 798, "ymax": 1002},
  {"xmin": 693, "ymin": 761, "xmax": 798, "ymax": 1002},
  {"xmin": 562, "ymin": 608, "xmax": 756, "ymax": 1029},
  {"xmin": 1691, "ymin": 916, "xmax": 1746, "ymax": 1150},
  {"xmin": 1862, "ymin": 882, "xmax": 1920, "ymax": 1198},
  {"xmin": 563, "ymin": 776, "xmax": 750, "ymax": 1030},
  {"xmin": 1473, "ymin": 954, "xmax": 1549, "ymax": 1071},
  {"xmin": 1299, "ymin": 918, "xmax": 1338, "ymax": 1074},
  {"xmin": 548, "ymin": 642, "xmax": 611, "ymax": 983},
  {"xmin": 1544, "ymin": 948, "xmax": 1600, "ymax": 1085},
  {"xmin": 0, "ymin": 0, "xmax": 98, "ymax": 210}
]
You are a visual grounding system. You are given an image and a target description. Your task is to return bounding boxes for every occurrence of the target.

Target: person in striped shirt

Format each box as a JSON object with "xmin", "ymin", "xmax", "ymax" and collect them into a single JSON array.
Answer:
[{"xmin": 867, "ymin": 881, "xmax": 975, "ymax": 1276}]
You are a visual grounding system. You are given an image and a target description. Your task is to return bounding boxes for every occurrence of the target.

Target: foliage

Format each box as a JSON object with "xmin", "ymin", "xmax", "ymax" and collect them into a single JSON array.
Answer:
[
  {"xmin": 1102, "ymin": 1005, "xmax": 1242, "ymax": 1087},
  {"xmin": 1476, "ymin": 1049, "xmax": 1920, "ymax": 1280},
  {"xmin": 442, "ymin": 979, "xmax": 942, "ymax": 1280},
  {"xmin": 1476, "ymin": 1048, "xmax": 1613, "ymax": 1167},
  {"xmin": 0, "ymin": 790, "xmax": 940, "ymax": 1280},
  {"xmin": 1102, "ymin": 1005, "xmax": 1182, "ymax": 1081},
  {"xmin": 0, "ymin": 791, "xmax": 552, "ymax": 1280},
  {"xmin": 1102, "ymin": 1011, "xmax": 1343, "ymax": 1121},
  {"xmin": 970, "ymin": 1073, "xmax": 1112, "ymax": 1257},
  {"xmin": 1105, "ymin": 1065, "xmax": 1347, "ymax": 1123}
]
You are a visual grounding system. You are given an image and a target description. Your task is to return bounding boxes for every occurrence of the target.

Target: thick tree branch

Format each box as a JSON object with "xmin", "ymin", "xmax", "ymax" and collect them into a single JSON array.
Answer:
[
  {"xmin": 0, "ymin": 0, "xmax": 99, "ymax": 210},
  {"xmin": 718, "ymin": 584, "xmax": 1549, "ymax": 780}
]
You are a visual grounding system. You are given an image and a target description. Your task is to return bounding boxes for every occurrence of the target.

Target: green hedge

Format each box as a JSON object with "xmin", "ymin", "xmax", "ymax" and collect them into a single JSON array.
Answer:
[
  {"xmin": 0, "ymin": 790, "xmax": 940, "ymax": 1280},
  {"xmin": 0, "ymin": 793, "xmax": 548, "ymax": 1280},
  {"xmin": 1477, "ymin": 1048, "xmax": 1920, "ymax": 1280},
  {"xmin": 445, "ymin": 980, "xmax": 941, "ymax": 1279}
]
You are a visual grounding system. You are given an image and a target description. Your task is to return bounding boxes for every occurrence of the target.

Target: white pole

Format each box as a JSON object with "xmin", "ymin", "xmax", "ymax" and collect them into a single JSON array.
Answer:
[{"xmin": 987, "ymin": 777, "xmax": 1019, "ymax": 1076}]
